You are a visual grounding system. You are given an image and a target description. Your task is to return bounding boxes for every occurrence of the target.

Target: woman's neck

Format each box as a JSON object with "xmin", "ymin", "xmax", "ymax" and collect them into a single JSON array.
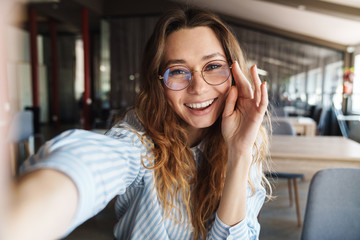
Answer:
[{"xmin": 186, "ymin": 126, "xmax": 206, "ymax": 147}]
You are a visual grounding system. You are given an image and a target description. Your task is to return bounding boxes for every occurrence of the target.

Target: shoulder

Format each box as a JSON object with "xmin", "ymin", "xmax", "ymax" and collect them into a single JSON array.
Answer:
[{"xmin": 106, "ymin": 109, "xmax": 153, "ymax": 150}]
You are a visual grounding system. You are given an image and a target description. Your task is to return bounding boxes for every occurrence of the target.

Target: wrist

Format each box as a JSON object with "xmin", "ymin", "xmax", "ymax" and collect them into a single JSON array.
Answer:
[{"xmin": 226, "ymin": 151, "xmax": 252, "ymax": 174}]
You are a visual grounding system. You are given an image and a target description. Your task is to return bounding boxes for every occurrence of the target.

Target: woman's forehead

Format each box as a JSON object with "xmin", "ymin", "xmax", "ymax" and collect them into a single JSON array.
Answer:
[{"xmin": 163, "ymin": 26, "xmax": 226, "ymax": 65}]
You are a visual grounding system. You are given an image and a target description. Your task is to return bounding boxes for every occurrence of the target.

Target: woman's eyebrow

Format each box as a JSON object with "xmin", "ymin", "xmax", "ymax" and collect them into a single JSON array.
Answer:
[
  {"xmin": 164, "ymin": 52, "xmax": 226, "ymax": 67},
  {"xmin": 201, "ymin": 52, "xmax": 226, "ymax": 61},
  {"xmin": 163, "ymin": 59, "xmax": 186, "ymax": 67}
]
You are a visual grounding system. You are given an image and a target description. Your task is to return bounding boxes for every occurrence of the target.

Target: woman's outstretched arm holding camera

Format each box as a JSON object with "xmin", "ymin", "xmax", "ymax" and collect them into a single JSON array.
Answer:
[
  {"xmin": 8, "ymin": 169, "xmax": 78, "ymax": 240},
  {"xmin": 6, "ymin": 128, "xmax": 145, "ymax": 240}
]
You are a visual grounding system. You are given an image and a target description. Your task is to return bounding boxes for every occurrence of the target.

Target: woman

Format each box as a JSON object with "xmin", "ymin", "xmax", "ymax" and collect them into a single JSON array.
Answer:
[{"xmin": 11, "ymin": 7, "xmax": 269, "ymax": 240}]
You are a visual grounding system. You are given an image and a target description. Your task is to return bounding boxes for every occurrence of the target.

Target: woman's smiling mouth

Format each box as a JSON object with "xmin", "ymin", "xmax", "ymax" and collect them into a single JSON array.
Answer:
[{"xmin": 185, "ymin": 98, "xmax": 217, "ymax": 110}]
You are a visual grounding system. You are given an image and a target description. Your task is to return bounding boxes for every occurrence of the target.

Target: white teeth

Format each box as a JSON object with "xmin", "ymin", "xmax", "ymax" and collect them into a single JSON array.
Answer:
[{"xmin": 186, "ymin": 99, "xmax": 215, "ymax": 109}]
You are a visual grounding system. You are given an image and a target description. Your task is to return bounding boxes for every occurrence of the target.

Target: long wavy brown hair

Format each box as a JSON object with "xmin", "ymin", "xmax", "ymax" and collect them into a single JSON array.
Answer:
[{"xmin": 135, "ymin": 7, "xmax": 270, "ymax": 239}]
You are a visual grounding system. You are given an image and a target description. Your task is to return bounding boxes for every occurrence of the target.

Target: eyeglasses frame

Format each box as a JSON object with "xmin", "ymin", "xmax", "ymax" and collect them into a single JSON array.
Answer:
[{"xmin": 158, "ymin": 59, "xmax": 232, "ymax": 91}]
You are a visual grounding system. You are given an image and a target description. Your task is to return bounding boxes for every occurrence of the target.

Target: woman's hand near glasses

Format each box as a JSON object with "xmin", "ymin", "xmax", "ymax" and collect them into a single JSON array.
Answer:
[
  {"xmin": 217, "ymin": 61, "xmax": 268, "ymax": 227},
  {"xmin": 222, "ymin": 61, "xmax": 268, "ymax": 163}
]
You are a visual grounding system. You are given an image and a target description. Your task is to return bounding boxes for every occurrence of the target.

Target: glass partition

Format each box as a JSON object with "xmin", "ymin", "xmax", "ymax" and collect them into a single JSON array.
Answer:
[{"xmin": 229, "ymin": 23, "xmax": 344, "ymax": 115}]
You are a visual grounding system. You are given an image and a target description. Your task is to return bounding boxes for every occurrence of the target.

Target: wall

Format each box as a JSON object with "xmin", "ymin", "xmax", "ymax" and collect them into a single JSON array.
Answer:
[{"xmin": 6, "ymin": 25, "xmax": 49, "ymax": 123}]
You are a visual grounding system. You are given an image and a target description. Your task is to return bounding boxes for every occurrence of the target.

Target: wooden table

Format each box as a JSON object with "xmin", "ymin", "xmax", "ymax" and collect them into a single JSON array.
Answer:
[
  {"xmin": 276, "ymin": 117, "xmax": 317, "ymax": 136},
  {"xmin": 268, "ymin": 135, "xmax": 360, "ymax": 180}
]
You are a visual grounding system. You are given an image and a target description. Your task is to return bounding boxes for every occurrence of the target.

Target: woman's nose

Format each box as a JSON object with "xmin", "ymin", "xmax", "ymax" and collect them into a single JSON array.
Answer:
[{"xmin": 187, "ymin": 71, "xmax": 208, "ymax": 94}]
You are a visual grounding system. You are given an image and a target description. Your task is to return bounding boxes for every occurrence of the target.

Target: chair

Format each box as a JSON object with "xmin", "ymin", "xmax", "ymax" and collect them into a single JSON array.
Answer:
[
  {"xmin": 271, "ymin": 120, "xmax": 296, "ymax": 136},
  {"xmin": 271, "ymin": 106, "xmax": 288, "ymax": 117},
  {"xmin": 333, "ymin": 106, "xmax": 349, "ymax": 138},
  {"xmin": 266, "ymin": 120, "xmax": 305, "ymax": 227},
  {"xmin": 7, "ymin": 110, "xmax": 35, "ymax": 175},
  {"xmin": 312, "ymin": 105, "xmax": 323, "ymax": 125},
  {"xmin": 301, "ymin": 168, "xmax": 360, "ymax": 240}
]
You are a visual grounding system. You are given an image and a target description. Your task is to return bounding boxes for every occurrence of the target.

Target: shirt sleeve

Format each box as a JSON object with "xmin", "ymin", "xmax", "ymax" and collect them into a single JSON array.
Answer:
[
  {"xmin": 207, "ymin": 163, "xmax": 266, "ymax": 240},
  {"xmin": 20, "ymin": 128, "xmax": 146, "ymax": 236}
]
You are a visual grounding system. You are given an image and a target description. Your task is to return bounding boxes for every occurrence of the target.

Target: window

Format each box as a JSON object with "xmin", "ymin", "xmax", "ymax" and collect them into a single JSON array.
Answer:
[
  {"xmin": 307, "ymin": 68, "xmax": 322, "ymax": 105},
  {"xmin": 323, "ymin": 61, "xmax": 343, "ymax": 108},
  {"xmin": 75, "ymin": 39, "xmax": 84, "ymax": 101},
  {"xmin": 352, "ymin": 54, "xmax": 360, "ymax": 113}
]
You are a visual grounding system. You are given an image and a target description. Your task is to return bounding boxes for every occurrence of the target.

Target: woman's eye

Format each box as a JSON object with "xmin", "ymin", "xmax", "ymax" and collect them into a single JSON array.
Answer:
[
  {"xmin": 169, "ymin": 68, "xmax": 188, "ymax": 76},
  {"xmin": 205, "ymin": 64, "xmax": 222, "ymax": 71}
]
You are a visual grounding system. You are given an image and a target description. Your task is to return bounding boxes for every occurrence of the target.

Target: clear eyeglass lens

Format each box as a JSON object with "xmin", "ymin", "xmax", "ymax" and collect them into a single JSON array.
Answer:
[
  {"xmin": 163, "ymin": 66, "xmax": 191, "ymax": 90},
  {"xmin": 202, "ymin": 60, "xmax": 230, "ymax": 85}
]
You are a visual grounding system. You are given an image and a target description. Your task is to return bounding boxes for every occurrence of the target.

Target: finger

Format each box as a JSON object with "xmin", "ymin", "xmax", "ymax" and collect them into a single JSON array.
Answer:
[
  {"xmin": 259, "ymin": 81, "xmax": 269, "ymax": 112},
  {"xmin": 223, "ymin": 86, "xmax": 238, "ymax": 118},
  {"xmin": 231, "ymin": 61, "xmax": 253, "ymax": 99},
  {"xmin": 250, "ymin": 65, "xmax": 262, "ymax": 107}
]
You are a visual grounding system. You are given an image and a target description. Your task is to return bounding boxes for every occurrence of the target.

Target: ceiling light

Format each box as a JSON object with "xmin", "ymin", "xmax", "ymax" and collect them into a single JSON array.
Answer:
[
  {"xmin": 247, "ymin": 61, "xmax": 268, "ymax": 76},
  {"xmin": 257, "ymin": 68, "xmax": 268, "ymax": 76},
  {"xmin": 28, "ymin": 0, "xmax": 60, "ymax": 3},
  {"xmin": 297, "ymin": 5, "xmax": 306, "ymax": 11},
  {"xmin": 346, "ymin": 46, "xmax": 355, "ymax": 53},
  {"xmin": 100, "ymin": 65, "xmax": 106, "ymax": 72}
]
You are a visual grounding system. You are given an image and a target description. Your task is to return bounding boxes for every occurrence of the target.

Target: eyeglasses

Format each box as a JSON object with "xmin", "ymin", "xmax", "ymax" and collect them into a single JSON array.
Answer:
[{"xmin": 159, "ymin": 60, "xmax": 232, "ymax": 91}]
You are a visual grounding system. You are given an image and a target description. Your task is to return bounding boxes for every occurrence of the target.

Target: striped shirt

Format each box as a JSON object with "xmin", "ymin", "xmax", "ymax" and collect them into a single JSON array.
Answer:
[{"xmin": 21, "ymin": 110, "xmax": 266, "ymax": 239}]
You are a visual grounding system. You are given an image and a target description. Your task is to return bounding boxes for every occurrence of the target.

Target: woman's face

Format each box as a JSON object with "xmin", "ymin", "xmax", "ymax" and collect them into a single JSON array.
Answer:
[{"xmin": 163, "ymin": 26, "xmax": 231, "ymax": 131}]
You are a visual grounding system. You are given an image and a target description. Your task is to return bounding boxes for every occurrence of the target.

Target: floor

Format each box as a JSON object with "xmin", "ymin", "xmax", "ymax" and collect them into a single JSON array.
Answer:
[{"xmin": 259, "ymin": 179, "xmax": 309, "ymax": 240}]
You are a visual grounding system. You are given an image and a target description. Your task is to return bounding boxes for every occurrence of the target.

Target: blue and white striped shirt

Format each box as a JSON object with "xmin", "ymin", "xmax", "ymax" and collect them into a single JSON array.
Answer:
[{"xmin": 22, "ymin": 110, "xmax": 266, "ymax": 239}]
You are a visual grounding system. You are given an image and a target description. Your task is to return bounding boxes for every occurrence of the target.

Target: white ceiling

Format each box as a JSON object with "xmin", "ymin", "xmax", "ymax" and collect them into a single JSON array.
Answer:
[
  {"xmin": 322, "ymin": 0, "xmax": 360, "ymax": 8},
  {"xmin": 174, "ymin": 0, "xmax": 360, "ymax": 47}
]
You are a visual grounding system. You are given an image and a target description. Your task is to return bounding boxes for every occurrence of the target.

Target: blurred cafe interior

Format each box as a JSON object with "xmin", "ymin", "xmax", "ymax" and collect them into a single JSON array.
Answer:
[{"xmin": 1, "ymin": 0, "xmax": 360, "ymax": 239}]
